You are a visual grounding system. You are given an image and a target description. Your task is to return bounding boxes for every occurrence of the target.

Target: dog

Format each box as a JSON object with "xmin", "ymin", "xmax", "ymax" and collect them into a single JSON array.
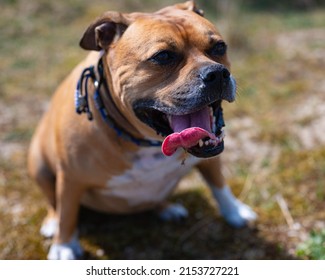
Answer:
[{"xmin": 28, "ymin": 1, "xmax": 256, "ymax": 260}]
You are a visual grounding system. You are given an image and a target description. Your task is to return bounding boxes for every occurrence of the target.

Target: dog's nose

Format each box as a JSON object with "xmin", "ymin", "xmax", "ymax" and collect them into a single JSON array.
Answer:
[{"xmin": 200, "ymin": 64, "xmax": 230, "ymax": 87}]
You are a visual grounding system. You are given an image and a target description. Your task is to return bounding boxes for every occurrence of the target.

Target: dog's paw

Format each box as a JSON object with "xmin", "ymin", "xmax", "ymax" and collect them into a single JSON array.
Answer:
[
  {"xmin": 213, "ymin": 186, "xmax": 257, "ymax": 228},
  {"xmin": 40, "ymin": 218, "xmax": 58, "ymax": 238},
  {"xmin": 47, "ymin": 235, "xmax": 83, "ymax": 260},
  {"xmin": 157, "ymin": 203, "xmax": 189, "ymax": 222},
  {"xmin": 220, "ymin": 200, "xmax": 257, "ymax": 228}
]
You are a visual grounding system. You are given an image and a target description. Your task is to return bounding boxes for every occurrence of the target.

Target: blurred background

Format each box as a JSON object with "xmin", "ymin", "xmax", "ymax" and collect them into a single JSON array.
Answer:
[{"xmin": 0, "ymin": 0, "xmax": 324, "ymax": 259}]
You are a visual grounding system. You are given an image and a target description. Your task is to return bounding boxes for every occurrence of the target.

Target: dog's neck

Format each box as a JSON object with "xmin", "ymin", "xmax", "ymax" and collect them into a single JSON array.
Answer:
[
  {"xmin": 99, "ymin": 58, "xmax": 141, "ymax": 138},
  {"xmin": 94, "ymin": 54, "xmax": 162, "ymax": 147}
]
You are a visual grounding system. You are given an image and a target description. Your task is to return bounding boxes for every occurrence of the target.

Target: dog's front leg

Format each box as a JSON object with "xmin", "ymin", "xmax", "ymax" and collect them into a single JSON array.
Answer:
[
  {"xmin": 47, "ymin": 170, "xmax": 84, "ymax": 260},
  {"xmin": 197, "ymin": 157, "xmax": 257, "ymax": 228}
]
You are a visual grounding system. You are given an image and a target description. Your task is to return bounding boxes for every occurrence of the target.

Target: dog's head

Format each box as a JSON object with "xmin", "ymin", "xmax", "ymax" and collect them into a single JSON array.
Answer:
[{"xmin": 80, "ymin": 1, "xmax": 236, "ymax": 158}]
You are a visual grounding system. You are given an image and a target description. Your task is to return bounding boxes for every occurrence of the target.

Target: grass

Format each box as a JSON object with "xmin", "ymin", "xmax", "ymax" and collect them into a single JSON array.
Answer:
[
  {"xmin": 297, "ymin": 229, "xmax": 325, "ymax": 260},
  {"xmin": 0, "ymin": 0, "xmax": 324, "ymax": 259}
]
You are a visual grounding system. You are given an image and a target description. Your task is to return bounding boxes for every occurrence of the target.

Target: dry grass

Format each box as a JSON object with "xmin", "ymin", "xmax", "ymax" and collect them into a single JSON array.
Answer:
[{"xmin": 0, "ymin": 0, "xmax": 324, "ymax": 259}]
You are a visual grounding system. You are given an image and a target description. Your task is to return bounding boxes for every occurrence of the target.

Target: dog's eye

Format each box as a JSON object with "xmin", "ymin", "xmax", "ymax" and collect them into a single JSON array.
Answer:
[
  {"xmin": 149, "ymin": 50, "xmax": 178, "ymax": 66},
  {"xmin": 210, "ymin": 41, "xmax": 227, "ymax": 57}
]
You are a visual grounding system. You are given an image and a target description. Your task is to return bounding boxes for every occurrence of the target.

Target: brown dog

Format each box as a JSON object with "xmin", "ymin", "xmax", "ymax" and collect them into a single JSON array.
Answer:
[{"xmin": 28, "ymin": 1, "xmax": 256, "ymax": 259}]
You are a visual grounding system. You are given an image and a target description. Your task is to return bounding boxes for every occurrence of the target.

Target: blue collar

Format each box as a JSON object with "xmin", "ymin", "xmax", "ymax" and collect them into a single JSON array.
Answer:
[{"xmin": 75, "ymin": 58, "xmax": 162, "ymax": 147}]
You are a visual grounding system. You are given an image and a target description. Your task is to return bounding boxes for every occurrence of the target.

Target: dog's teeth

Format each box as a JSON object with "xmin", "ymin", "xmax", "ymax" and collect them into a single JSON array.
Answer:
[
  {"xmin": 217, "ymin": 130, "xmax": 225, "ymax": 142},
  {"xmin": 205, "ymin": 141, "xmax": 209, "ymax": 146},
  {"xmin": 199, "ymin": 139, "xmax": 204, "ymax": 147}
]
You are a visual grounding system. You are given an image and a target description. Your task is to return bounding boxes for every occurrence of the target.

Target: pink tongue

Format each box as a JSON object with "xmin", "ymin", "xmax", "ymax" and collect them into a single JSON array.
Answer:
[{"xmin": 162, "ymin": 107, "xmax": 216, "ymax": 156}]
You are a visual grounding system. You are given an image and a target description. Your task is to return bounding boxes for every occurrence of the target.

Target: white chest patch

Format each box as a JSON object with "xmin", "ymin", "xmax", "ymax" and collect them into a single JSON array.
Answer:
[{"xmin": 103, "ymin": 148, "xmax": 200, "ymax": 208}]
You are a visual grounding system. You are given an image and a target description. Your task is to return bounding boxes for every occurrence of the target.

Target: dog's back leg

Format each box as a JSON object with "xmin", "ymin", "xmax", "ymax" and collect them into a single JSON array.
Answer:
[{"xmin": 28, "ymin": 130, "xmax": 57, "ymax": 238}]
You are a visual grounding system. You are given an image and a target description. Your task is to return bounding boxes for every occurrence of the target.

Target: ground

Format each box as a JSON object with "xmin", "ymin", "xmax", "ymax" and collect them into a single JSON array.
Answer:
[{"xmin": 0, "ymin": 0, "xmax": 324, "ymax": 259}]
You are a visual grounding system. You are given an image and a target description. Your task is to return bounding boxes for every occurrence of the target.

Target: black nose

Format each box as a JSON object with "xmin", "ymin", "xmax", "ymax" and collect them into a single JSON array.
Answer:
[{"xmin": 200, "ymin": 64, "xmax": 230, "ymax": 86}]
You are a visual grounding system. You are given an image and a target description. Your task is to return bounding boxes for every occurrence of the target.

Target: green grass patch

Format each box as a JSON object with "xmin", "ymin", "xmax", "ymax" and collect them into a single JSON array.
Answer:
[{"xmin": 297, "ymin": 229, "xmax": 325, "ymax": 260}]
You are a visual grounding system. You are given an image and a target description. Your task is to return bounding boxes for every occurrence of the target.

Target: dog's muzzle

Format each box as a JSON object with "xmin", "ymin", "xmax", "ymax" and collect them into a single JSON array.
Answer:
[{"xmin": 133, "ymin": 64, "xmax": 236, "ymax": 158}]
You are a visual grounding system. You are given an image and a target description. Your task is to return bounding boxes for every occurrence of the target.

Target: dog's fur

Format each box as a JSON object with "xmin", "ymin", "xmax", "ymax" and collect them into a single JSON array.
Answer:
[{"xmin": 28, "ymin": 1, "xmax": 256, "ymax": 259}]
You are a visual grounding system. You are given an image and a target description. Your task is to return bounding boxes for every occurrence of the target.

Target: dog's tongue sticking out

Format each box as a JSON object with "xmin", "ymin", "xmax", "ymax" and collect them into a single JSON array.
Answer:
[{"xmin": 162, "ymin": 107, "xmax": 216, "ymax": 156}]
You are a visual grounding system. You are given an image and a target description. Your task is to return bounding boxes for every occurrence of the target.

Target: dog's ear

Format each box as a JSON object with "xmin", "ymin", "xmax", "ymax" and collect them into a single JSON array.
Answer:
[
  {"xmin": 174, "ymin": 1, "xmax": 204, "ymax": 16},
  {"xmin": 79, "ymin": 12, "xmax": 135, "ymax": 51}
]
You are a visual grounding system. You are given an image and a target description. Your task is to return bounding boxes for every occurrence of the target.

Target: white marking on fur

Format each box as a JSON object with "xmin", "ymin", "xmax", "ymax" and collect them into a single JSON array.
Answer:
[
  {"xmin": 40, "ymin": 218, "xmax": 58, "ymax": 238},
  {"xmin": 104, "ymin": 148, "xmax": 200, "ymax": 208},
  {"xmin": 47, "ymin": 233, "xmax": 83, "ymax": 260},
  {"xmin": 212, "ymin": 185, "xmax": 257, "ymax": 228},
  {"xmin": 158, "ymin": 203, "xmax": 189, "ymax": 222}
]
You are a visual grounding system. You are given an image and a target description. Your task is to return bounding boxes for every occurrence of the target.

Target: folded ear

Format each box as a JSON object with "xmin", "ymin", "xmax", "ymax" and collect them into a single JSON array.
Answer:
[
  {"xmin": 174, "ymin": 0, "xmax": 204, "ymax": 16},
  {"xmin": 79, "ymin": 12, "xmax": 134, "ymax": 51}
]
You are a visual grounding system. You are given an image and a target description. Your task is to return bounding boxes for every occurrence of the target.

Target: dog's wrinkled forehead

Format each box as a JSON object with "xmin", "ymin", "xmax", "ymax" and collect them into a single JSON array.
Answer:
[
  {"xmin": 79, "ymin": 1, "xmax": 224, "ymax": 57},
  {"xmin": 119, "ymin": 11, "xmax": 221, "ymax": 58}
]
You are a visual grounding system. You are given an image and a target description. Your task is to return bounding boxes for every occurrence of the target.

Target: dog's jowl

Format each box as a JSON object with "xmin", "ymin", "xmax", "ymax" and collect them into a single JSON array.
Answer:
[{"xmin": 28, "ymin": 1, "xmax": 257, "ymax": 260}]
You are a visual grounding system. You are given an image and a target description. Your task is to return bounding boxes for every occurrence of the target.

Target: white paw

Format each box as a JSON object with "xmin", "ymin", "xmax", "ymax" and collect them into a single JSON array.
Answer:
[
  {"xmin": 40, "ymin": 218, "xmax": 58, "ymax": 238},
  {"xmin": 220, "ymin": 200, "xmax": 257, "ymax": 228},
  {"xmin": 158, "ymin": 203, "xmax": 189, "ymax": 222},
  {"xmin": 47, "ymin": 234, "xmax": 83, "ymax": 260},
  {"xmin": 213, "ymin": 186, "xmax": 257, "ymax": 228}
]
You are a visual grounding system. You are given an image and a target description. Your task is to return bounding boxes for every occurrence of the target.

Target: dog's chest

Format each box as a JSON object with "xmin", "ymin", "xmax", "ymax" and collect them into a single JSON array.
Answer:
[{"xmin": 103, "ymin": 148, "xmax": 200, "ymax": 208}]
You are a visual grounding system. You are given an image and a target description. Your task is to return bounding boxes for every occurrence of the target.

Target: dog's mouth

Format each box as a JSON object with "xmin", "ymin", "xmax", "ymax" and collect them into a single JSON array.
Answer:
[{"xmin": 135, "ymin": 100, "xmax": 225, "ymax": 158}]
